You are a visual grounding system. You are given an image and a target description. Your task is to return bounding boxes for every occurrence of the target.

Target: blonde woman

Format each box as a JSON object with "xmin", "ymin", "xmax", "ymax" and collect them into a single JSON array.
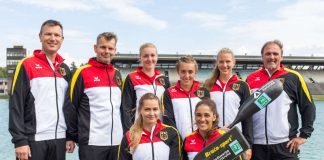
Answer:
[
  {"xmin": 204, "ymin": 48, "xmax": 252, "ymax": 159},
  {"xmin": 118, "ymin": 93, "xmax": 181, "ymax": 160},
  {"xmin": 122, "ymin": 43, "xmax": 170, "ymax": 131}
]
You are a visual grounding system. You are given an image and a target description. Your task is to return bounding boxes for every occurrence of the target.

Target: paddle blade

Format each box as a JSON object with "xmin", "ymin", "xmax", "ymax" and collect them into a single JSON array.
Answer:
[{"xmin": 228, "ymin": 79, "xmax": 283, "ymax": 128}]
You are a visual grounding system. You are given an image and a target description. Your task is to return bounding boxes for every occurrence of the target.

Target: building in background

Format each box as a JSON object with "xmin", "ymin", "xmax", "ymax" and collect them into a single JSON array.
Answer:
[
  {"xmin": 0, "ymin": 78, "xmax": 8, "ymax": 95},
  {"xmin": 6, "ymin": 45, "xmax": 27, "ymax": 95}
]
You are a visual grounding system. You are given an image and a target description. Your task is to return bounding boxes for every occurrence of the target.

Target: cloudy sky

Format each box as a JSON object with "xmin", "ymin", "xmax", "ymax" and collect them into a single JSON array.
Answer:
[{"xmin": 1, "ymin": 0, "xmax": 324, "ymax": 67}]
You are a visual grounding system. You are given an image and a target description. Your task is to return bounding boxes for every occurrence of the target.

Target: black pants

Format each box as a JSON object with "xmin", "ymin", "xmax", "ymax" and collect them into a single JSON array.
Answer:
[
  {"xmin": 26, "ymin": 138, "xmax": 66, "ymax": 160},
  {"xmin": 79, "ymin": 145, "xmax": 119, "ymax": 160},
  {"xmin": 252, "ymin": 141, "xmax": 299, "ymax": 160}
]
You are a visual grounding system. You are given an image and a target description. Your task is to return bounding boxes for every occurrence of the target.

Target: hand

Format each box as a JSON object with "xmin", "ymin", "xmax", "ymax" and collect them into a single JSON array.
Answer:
[
  {"xmin": 66, "ymin": 140, "xmax": 75, "ymax": 153},
  {"xmin": 244, "ymin": 149, "xmax": 252, "ymax": 160},
  {"xmin": 15, "ymin": 145, "xmax": 31, "ymax": 160},
  {"xmin": 286, "ymin": 137, "xmax": 306, "ymax": 153},
  {"xmin": 219, "ymin": 126, "xmax": 230, "ymax": 132}
]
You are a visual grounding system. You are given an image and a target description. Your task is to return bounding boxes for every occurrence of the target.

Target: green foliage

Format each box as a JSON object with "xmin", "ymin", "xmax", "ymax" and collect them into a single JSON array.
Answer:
[
  {"xmin": 0, "ymin": 67, "xmax": 8, "ymax": 78},
  {"xmin": 70, "ymin": 62, "xmax": 77, "ymax": 74}
]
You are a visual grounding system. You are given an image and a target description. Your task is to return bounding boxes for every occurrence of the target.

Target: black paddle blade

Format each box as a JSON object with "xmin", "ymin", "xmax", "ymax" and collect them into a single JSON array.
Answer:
[
  {"xmin": 228, "ymin": 79, "xmax": 283, "ymax": 128},
  {"xmin": 193, "ymin": 126, "xmax": 250, "ymax": 160}
]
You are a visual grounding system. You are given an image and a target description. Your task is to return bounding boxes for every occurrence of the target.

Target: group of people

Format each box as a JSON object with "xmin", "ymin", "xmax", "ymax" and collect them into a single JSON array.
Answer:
[{"xmin": 9, "ymin": 19, "xmax": 315, "ymax": 160}]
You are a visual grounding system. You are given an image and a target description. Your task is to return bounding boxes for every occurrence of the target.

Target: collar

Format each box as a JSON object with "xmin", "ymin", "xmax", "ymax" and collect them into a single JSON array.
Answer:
[
  {"xmin": 175, "ymin": 80, "xmax": 201, "ymax": 94},
  {"xmin": 142, "ymin": 120, "xmax": 162, "ymax": 136},
  {"xmin": 137, "ymin": 66, "xmax": 161, "ymax": 82},
  {"xmin": 215, "ymin": 74, "xmax": 238, "ymax": 88},
  {"xmin": 88, "ymin": 57, "xmax": 114, "ymax": 69},
  {"xmin": 261, "ymin": 64, "xmax": 286, "ymax": 78},
  {"xmin": 33, "ymin": 50, "xmax": 64, "ymax": 70},
  {"xmin": 196, "ymin": 128, "xmax": 222, "ymax": 141}
]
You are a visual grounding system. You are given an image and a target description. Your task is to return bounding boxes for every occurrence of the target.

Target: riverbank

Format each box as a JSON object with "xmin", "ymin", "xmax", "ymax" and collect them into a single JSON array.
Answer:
[
  {"xmin": 0, "ymin": 95, "xmax": 8, "ymax": 99},
  {"xmin": 312, "ymin": 95, "xmax": 324, "ymax": 101}
]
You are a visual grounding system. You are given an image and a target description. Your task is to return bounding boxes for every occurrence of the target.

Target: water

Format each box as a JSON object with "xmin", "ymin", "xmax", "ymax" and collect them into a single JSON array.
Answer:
[
  {"xmin": 0, "ymin": 99, "xmax": 323, "ymax": 159},
  {"xmin": 0, "ymin": 99, "xmax": 78, "ymax": 160}
]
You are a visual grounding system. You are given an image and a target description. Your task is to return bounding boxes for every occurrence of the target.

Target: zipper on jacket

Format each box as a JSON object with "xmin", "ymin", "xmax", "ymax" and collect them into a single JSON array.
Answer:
[
  {"xmin": 152, "ymin": 76, "xmax": 160, "ymax": 96},
  {"xmin": 106, "ymin": 67, "xmax": 114, "ymax": 146},
  {"xmin": 222, "ymin": 91, "xmax": 225, "ymax": 126},
  {"xmin": 265, "ymin": 74, "xmax": 271, "ymax": 145},
  {"xmin": 150, "ymin": 125, "xmax": 157, "ymax": 160},
  {"xmin": 221, "ymin": 78, "xmax": 231, "ymax": 127},
  {"xmin": 54, "ymin": 71, "xmax": 59, "ymax": 139},
  {"xmin": 265, "ymin": 106, "xmax": 268, "ymax": 144},
  {"xmin": 46, "ymin": 58, "xmax": 61, "ymax": 139},
  {"xmin": 152, "ymin": 81, "xmax": 157, "ymax": 95},
  {"xmin": 188, "ymin": 93, "xmax": 194, "ymax": 132}
]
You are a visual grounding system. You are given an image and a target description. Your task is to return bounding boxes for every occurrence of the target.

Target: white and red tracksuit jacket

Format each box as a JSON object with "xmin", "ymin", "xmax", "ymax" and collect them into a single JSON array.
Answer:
[
  {"xmin": 209, "ymin": 75, "xmax": 253, "ymax": 145},
  {"xmin": 246, "ymin": 65, "xmax": 316, "ymax": 145},
  {"xmin": 162, "ymin": 80, "xmax": 210, "ymax": 139},
  {"xmin": 182, "ymin": 129, "xmax": 224, "ymax": 160},
  {"xmin": 118, "ymin": 120, "xmax": 182, "ymax": 160},
  {"xmin": 121, "ymin": 67, "xmax": 170, "ymax": 131},
  {"xmin": 64, "ymin": 58, "xmax": 123, "ymax": 146},
  {"xmin": 9, "ymin": 50, "xmax": 71, "ymax": 148}
]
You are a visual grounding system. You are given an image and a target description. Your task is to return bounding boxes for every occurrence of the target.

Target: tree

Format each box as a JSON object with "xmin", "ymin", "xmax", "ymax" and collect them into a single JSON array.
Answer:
[
  {"xmin": 70, "ymin": 62, "xmax": 77, "ymax": 74},
  {"xmin": 0, "ymin": 67, "xmax": 8, "ymax": 78}
]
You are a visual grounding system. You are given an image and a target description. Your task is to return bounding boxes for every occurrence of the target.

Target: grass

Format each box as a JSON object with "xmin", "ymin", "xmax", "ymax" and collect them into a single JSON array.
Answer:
[
  {"xmin": 312, "ymin": 95, "xmax": 324, "ymax": 101},
  {"xmin": 0, "ymin": 95, "xmax": 9, "ymax": 99}
]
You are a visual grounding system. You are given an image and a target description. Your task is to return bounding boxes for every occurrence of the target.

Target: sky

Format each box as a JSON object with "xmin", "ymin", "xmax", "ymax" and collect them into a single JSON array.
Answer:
[{"xmin": 1, "ymin": 0, "xmax": 324, "ymax": 67}]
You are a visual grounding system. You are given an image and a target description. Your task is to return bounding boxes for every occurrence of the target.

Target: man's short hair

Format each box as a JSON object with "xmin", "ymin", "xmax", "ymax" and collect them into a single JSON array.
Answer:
[
  {"xmin": 39, "ymin": 19, "xmax": 63, "ymax": 35},
  {"xmin": 96, "ymin": 32, "xmax": 118, "ymax": 45},
  {"xmin": 261, "ymin": 40, "xmax": 283, "ymax": 55}
]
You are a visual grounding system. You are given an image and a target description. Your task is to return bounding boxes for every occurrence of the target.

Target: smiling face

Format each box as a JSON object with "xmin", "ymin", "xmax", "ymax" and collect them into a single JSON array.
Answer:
[
  {"xmin": 140, "ymin": 46, "xmax": 158, "ymax": 71},
  {"xmin": 94, "ymin": 37, "xmax": 116, "ymax": 64},
  {"xmin": 195, "ymin": 104, "xmax": 217, "ymax": 133},
  {"xmin": 262, "ymin": 43, "xmax": 283, "ymax": 74},
  {"xmin": 177, "ymin": 62, "xmax": 197, "ymax": 90},
  {"xmin": 140, "ymin": 99, "xmax": 161, "ymax": 127},
  {"xmin": 217, "ymin": 52, "xmax": 235, "ymax": 78},
  {"xmin": 39, "ymin": 24, "xmax": 64, "ymax": 55}
]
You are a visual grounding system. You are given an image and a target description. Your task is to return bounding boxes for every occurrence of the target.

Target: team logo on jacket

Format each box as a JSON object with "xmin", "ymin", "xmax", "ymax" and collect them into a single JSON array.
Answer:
[
  {"xmin": 197, "ymin": 89, "xmax": 205, "ymax": 98},
  {"xmin": 232, "ymin": 83, "xmax": 240, "ymax": 91},
  {"xmin": 158, "ymin": 78, "xmax": 165, "ymax": 86},
  {"xmin": 35, "ymin": 64, "xmax": 42, "ymax": 69},
  {"xmin": 160, "ymin": 131, "xmax": 168, "ymax": 141},
  {"xmin": 277, "ymin": 78, "xmax": 285, "ymax": 84},
  {"xmin": 116, "ymin": 75, "xmax": 122, "ymax": 86},
  {"xmin": 94, "ymin": 76, "xmax": 100, "ymax": 82},
  {"xmin": 58, "ymin": 67, "xmax": 66, "ymax": 76}
]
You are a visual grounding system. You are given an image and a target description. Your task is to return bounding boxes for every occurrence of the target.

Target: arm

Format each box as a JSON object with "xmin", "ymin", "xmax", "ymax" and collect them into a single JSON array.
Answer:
[
  {"xmin": 296, "ymin": 78, "xmax": 315, "ymax": 139},
  {"xmin": 9, "ymin": 64, "xmax": 29, "ymax": 148},
  {"xmin": 168, "ymin": 127, "xmax": 182, "ymax": 160},
  {"xmin": 121, "ymin": 75, "xmax": 137, "ymax": 132},
  {"xmin": 182, "ymin": 138, "xmax": 189, "ymax": 160},
  {"xmin": 162, "ymin": 90, "xmax": 177, "ymax": 128},
  {"xmin": 118, "ymin": 136, "xmax": 133, "ymax": 160},
  {"xmin": 8, "ymin": 63, "xmax": 32, "ymax": 160},
  {"xmin": 240, "ymin": 82, "xmax": 254, "ymax": 146},
  {"xmin": 63, "ymin": 70, "xmax": 84, "ymax": 143},
  {"xmin": 287, "ymin": 75, "xmax": 315, "ymax": 153}
]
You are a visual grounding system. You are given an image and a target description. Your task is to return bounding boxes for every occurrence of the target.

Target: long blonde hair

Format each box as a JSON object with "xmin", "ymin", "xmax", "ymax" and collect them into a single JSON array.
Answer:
[
  {"xmin": 129, "ymin": 93, "xmax": 161, "ymax": 153},
  {"xmin": 204, "ymin": 48, "xmax": 235, "ymax": 90}
]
